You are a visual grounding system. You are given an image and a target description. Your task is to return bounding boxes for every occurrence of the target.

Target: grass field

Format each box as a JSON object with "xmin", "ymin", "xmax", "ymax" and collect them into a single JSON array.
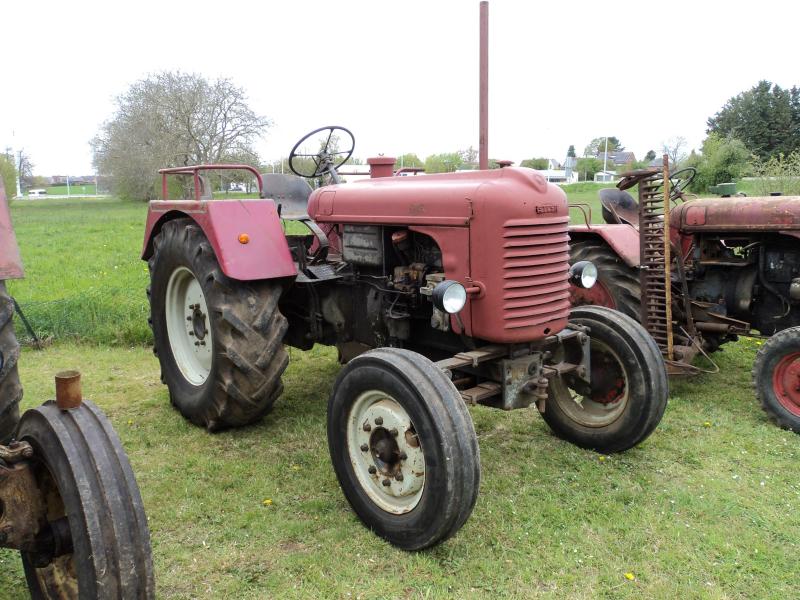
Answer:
[
  {"xmin": 45, "ymin": 184, "xmax": 97, "ymax": 195},
  {"xmin": 1, "ymin": 195, "xmax": 799, "ymax": 598}
]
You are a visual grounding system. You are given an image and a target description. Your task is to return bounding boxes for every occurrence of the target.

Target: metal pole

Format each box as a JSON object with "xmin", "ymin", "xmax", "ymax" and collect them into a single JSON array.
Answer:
[
  {"xmin": 603, "ymin": 137, "xmax": 608, "ymax": 177},
  {"xmin": 479, "ymin": 1, "xmax": 489, "ymax": 170}
]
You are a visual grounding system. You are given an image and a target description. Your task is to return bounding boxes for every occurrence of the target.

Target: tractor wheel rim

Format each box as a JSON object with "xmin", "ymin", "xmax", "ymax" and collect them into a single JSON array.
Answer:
[
  {"xmin": 165, "ymin": 266, "xmax": 212, "ymax": 386},
  {"xmin": 346, "ymin": 390, "xmax": 425, "ymax": 514},
  {"xmin": 551, "ymin": 338, "xmax": 629, "ymax": 428},
  {"xmin": 772, "ymin": 352, "xmax": 800, "ymax": 416}
]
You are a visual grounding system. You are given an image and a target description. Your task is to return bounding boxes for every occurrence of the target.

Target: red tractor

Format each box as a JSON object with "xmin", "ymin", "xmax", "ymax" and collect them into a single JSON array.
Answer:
[
  {"xmin": 142, "ymin": 126, "xmax": 668, "ymax": 550},
  {"xmin": 569, "ymin": 164, "xmax": 800, "ymax": 432},
  {"xmin": 0, "ymin": 188, "xmax": 154, "ymax": 598}
]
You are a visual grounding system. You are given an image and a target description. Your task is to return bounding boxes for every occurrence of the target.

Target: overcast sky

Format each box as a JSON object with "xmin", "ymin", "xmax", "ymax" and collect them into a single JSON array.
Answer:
[{"xmin": 2, "ymin": 0, "xmax": 798, "ymax": 175}]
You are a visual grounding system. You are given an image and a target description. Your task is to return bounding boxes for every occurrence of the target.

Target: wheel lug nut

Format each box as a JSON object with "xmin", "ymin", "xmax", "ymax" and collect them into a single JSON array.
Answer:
[
  {"xmin": 390, "ymin": 428, "xmax": 398, "ymax": 437},
  {"xmin": 368, "ymin": 466, "xmax": 376, "ymax": 474},
  {"xmin": 200, "ymin": 341, "xmax": 206, "ymax": 346},
  {"xmin": 374, "ymin": 417, "xmax": 383, "ymax": 426},
  {"xmin": 363, "ymin": 423, "xmax": 371, "ymax": 432},
  {"xmin": 194, "ymin": 341, "xmax": 200, "ymax": 346},
  {"xmin": 399, "ymin": 451, "xmax": 407, "ymax": 460},
  {"xmin": 187, "ymin": 316, "xmax": 192, "ymax": 321},
  {"xmin": 360, "ymin": 443, "xmax": 369, "ymax": 452},
  {"xmin": 382, "ymin": 478, "xmax": 391, "ymax": 487},
  {"xmin": 189, "ymin": 331, "xmax": 195, "ymax": 336},
  {"xmin": 395, "ymin": 473, "xmax": 404, "ymax": 482}
]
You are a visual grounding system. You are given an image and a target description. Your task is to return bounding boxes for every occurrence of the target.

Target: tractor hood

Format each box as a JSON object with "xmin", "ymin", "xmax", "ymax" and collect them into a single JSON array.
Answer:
[
  {"xmin": 0, "ymin": 188, "xmax": 23, "ymax": 280},
  {"xmin": 671, "ymin": 196, "xmax": 800, "ymax": 233}
]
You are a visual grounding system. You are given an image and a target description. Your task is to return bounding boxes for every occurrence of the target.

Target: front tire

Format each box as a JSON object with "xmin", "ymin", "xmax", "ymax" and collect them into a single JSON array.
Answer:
[
  {"xmin": 569, "ymin": 240, "xmax": 640, "ymax": 320},
  {"xmin": 543, "ymin": 305, "xmax": 668, "ymax": 453},
  {"xmin": 148, "ymin": 218, "xmax": 289, "ymax": 431},
  {"xmin": 17, "ymin": 400, "xmax": 154, "ymax": 599},
  {"xmin": 752, "ymin": 327, "xmax": 800, "ymax": 432},
  {"xmin": 327, "ymin": 348, "xmax": 479, "ymax": 550},
  {"xmin": 0, "ymin": 281, "xmax": 22, "ymax": 444}
]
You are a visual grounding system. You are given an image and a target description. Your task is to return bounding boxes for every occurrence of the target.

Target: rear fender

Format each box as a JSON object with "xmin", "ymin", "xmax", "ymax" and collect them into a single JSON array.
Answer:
[
  {"xmin": 142, "ymin": 200, "xmax": 297, "ymax": 281},
  {"xmin": 0, "ymin": 188, "xmax": 23, "ymax": 279},
  {"xmin": 569, "ymin": 224, "xmax": 640, "ymax": 267}
]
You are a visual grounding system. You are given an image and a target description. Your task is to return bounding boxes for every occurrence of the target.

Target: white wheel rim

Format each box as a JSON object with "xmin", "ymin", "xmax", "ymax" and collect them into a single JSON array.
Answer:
[
  {"xmin": 347, "ymin": 390, "xmax": 425, "ymax": 514},
  {"xmin": 165, "ymin": 266, "xmax": 213, "ymax": 385}
]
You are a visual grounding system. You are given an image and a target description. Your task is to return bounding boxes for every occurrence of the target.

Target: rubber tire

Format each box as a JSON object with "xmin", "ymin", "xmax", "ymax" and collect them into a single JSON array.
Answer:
[
  {"xmin": 569, "ymin": 240, "xmax": 641, "ymax": 320},
  {"xmin": 0, "ymin": 281, "xmax": 22, "ymax": 444},
  {"xmin": 327, "ymin": 348, "xmax": 480, "ymax": 550},
  {"xmin": 17, "ymin": 400, "xmax": 154, "ymax": 599},
  {"xmin": 752, "ymin": 327, "xmax": 800, "ymax": 432},
  {"xmin": 148, "ymin": 218, "xmax": 289, "ymax": 431},
  {"xmin": 542, "ymin": 305, "xmax": 668, "ymax": 453}
]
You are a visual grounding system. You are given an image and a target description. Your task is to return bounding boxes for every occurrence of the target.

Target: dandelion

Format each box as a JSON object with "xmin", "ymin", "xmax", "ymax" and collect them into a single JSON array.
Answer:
[
  {"xmin": 703, "ymin": 421, "xmax": 712, "ymax": 428},
  {"xmin": 262, "ymin": 498, "xmax": 273, "ymax": 506},
  {"xmin": 598, "ymin": 455, "xmax": 606, "ymax": 462},
  {"xmin": 624, "ymin": 572, "xmax": 635, "ymax": 581}
]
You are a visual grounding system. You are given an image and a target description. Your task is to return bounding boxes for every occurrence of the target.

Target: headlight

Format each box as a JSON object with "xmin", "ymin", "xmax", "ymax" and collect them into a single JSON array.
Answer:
[
  {"xmin": 569, "ymin": 261, "xmax": 598, "ymax": 289},
  {"xmin": 432, "ymin": 280, "xmax": 468, "ymax": 314}
]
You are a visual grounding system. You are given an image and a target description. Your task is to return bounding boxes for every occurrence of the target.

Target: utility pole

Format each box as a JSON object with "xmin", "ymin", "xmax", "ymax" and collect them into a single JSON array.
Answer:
[{"xmin": 602, "ymin": 136, "xmax": 608, "ymax": 177}]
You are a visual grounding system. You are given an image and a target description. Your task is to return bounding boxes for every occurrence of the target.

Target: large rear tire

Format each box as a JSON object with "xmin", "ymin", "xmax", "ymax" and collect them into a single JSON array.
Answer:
[
  {"xmin": 569, "ymin": 240, "xmax": 640, "ymax": 321},
  {"xmin": 0, "ymin": 281, "xmax": 22, "ymax": 444},
  {"xmin": 752, "ymin": 327, "xmax": 800, "ymax": 433},
  {"xmin": 327, "ymin": 348, "xmax": 480, "ymax": 550},
  {"xmin": 17, "ymin": 400, "xmax": 154, "ymax": 599},
  {"xmin": 542, "ymin": 305, "xmax": 668, "ymax": 453},
  {"xmin": 148, "ymin": 218, "xmax": 289, "ymax": 431}
]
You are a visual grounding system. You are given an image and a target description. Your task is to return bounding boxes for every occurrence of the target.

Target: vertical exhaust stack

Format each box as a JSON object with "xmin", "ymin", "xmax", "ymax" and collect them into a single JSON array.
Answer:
[
  {"xmin": 479, "ymin": 1, "xmax": 489, "ymax": 170},
  {"xmin": 55, "ymin": 370, "xmax": 82, "ymax": 410}
]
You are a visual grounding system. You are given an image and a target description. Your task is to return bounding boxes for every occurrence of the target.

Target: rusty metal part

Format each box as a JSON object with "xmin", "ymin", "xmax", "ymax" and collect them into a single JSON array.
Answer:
[
  {"xmin": 435, "ymin": 345, "xmax": 507, "ymax": 372},
  {"xmin": 0, "ymin": 440, "xmax": 33, "ymax": 463},
  {"xmin": 55, "ymin": 370, "xmax": 82, "ymax": 410},
  {"xmin": 460, "ymin": 382, "xmax": 502, "ymax": 405},
  {"xmin": 0, "ymin": 460, "xmax": 46, "ymax": 551},
  {"xmin": 662, "ymin": 155, "xmax": 674, "ymax": 361}
]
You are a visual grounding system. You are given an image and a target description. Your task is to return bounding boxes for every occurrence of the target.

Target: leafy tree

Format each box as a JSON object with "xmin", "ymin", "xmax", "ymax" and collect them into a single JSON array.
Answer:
[
  {"xmin": 644, "ymin": 150, "xmax": 656, "ymax": 162},
  {"xmin": 397, "ymin": 153, "xmax": 423, "ymax": 169},
  {"xmin": 520, "ymin": 158, "xmax": 550, "ymax": 170},
  {"xmin": 424, "ymin": 152, "xmax": 463, "ymax": 173},
  {"xmin": 92, "ymin": 71, "xmax": 270, "ymax": 200},
  {"xmin": 687, "ymin": 133, "xmax": 751, "ymax": 192},
  {"xmin": 567, "ymin": 145, "xmax": 576, "ymax": 158},
  {"xmin": 584, "ymin": 136, "xmax": 623, "ymax": 157},
  {"xmin": 576, "ymin": 157, "xmax": 603, "ymax": 181},
  {"xmin": 707, "ymin": 80, "xmax": 800, "ymax": 160},
  {"xmin": 0, "ymin": 154, "xmax": 16, "ymax": 200}
]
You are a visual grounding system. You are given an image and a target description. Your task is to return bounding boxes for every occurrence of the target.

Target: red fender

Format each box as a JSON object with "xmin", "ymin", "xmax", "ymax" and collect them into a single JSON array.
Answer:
[
  {"xmin": 142, "ymin": 200, "xmax": 297, "ymax": 281},
  {"xmin": 568, "ymin": 224, "xmax": 640, "ymax": 267},
  {"xmin": 0, "ymin": 188, "xmax": 23, "ymax": 280}
]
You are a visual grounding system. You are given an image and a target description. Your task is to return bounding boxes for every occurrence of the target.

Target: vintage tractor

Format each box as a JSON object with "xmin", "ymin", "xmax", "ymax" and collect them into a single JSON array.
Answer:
[
  {"xmin": 142, "ymin": 126, "xmax": 668, "ymax": 550},
  {"xmin": 569, "ymin": 162, "xmax": 800, "ymax": 432},
  {"xmin": 0, "ymin": 188, "xmax": 154, "ymax": 598}
]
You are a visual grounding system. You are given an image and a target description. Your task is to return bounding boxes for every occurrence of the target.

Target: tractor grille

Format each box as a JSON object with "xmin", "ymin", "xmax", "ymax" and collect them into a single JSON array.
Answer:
[{"xmin": 501, "ymin": 215, "xmax": 571, "ymax": 330}]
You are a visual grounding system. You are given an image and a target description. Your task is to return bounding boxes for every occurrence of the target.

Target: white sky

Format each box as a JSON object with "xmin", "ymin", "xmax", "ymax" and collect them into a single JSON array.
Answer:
[{"xmin": 1, "ymin": 0, "xmax": 798, "ymax": 175}]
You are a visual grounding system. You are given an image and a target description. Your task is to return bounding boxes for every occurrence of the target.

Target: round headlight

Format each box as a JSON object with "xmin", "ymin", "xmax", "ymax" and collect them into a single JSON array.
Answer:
[
  {"xmin": 432, "ymin": 280, "xmax": 468, "ymax": 314},
  {"xmin": 569, "ymin": 261, "xmax": 598, "ymax": 289}
]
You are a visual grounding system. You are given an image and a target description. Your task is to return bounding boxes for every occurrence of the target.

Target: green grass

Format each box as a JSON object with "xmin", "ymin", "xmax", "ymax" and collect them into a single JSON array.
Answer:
[
  {"xmin": 45, "ymin": 184, "xmax": 97, "ymax": 195},
  {"xmin": 0, "ymin": 339, "xmax": 798, "ymax": 598}
]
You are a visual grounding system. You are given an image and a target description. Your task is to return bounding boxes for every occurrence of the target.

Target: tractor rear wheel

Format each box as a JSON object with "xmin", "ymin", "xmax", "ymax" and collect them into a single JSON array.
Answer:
[
  {"xmin": 569, "ymin": 240, "xmax": 640, "ymax": 321},
  {"xmin": 148, "ymin": 218, "xmax": 289, "ymax": 431},
  {"xmin": 327, "ymin": 348, "xmax": 480, "ymax": 550},
  {"xmin": 0, "ymin": 281, "xmax": 22, "ymax": 444},
  {"xmin": 543, "ymin": 306, "xmax": 668, "ymax": 453},
  {"xmin": 752, "ymin": 327, "xmax": 800, "ymax": 432},
  {"xmin": 17, "ymin": 400, "xmax": 154, "ymax": 599}
]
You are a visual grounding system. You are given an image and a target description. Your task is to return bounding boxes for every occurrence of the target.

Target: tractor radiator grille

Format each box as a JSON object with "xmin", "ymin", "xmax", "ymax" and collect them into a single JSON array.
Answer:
[{"xmin": 501, "ymin": 215, "xmax": 571, "ymax": 330}]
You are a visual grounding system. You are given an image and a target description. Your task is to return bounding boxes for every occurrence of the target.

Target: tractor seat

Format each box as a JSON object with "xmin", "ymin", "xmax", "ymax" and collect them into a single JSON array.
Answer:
[
  {"xmin": 599, "ymin": 188, "xmax": 640, "ymax": 229},
  {"xmin": 260, "ymin": 173, "xmax": 313, "ymax": 219}
]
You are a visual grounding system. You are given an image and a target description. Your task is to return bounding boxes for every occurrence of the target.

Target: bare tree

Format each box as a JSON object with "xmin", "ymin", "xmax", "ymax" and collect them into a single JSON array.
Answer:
[
  {"xmin": 92, "ymin": 72, "xmax": 271, "ymax": 200},
  {"xmin": 662, "ymin": 136, "xmax": 688, "ymax": 169},
  {"xmin": 17, "ymin": 150, "xmax": 34, "ymax": 189}
]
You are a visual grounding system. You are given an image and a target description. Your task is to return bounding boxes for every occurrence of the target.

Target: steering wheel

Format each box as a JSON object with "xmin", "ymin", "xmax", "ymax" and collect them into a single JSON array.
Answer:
[
  {"xmin": 288, "ymin": 126, "xmax": 355, "ymax": 179},
  {"xmin": 668, "ymin": 167, "xmax": 696, "ymax": 200}
]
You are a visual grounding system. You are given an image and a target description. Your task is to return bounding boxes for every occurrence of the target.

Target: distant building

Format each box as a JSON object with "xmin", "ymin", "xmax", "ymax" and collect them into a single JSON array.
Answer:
[
  {"xmin": 596, "ymin": 151, "xmax": 636, "ymax": 166},
  {"xmin": 594, "ymin": 170, "xmax": 616, "ymax": 183}
]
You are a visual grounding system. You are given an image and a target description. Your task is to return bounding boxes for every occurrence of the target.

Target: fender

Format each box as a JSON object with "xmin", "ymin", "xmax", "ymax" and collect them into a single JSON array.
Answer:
[
  {"xmin": 141, "ymin": 199, "xmax": 297, "ymax": 281},
  {"xmin": 0, "ymin": 188, "xmax": 23, "ymax": 280},
  {"xmin": 569, "ymin": 224, "xmax": 640, "ymax": 267}
]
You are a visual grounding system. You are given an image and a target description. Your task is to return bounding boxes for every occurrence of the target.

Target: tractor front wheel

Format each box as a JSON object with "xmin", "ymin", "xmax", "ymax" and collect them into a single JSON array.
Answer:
[
  {"xmin": 17, "ymin": 400, "xmax": 154, "ymax": 598},
  {"xmin": 752, "ymin": 327, "xmax": 800, "ymax": 432},
  {"xmin": 543, "ymin": 306, "xmax": 668, "ymax": 453},
  {"xmin": 148, "ymin": 218, "xmax": 289, "ymax": 431},
  {"xmin": 327, "ymin": 348, "xmax": 480, "ymax": 550},
  {"xmin": 569, "ymin": 240, "xmax": 640, "ymax": 321}
]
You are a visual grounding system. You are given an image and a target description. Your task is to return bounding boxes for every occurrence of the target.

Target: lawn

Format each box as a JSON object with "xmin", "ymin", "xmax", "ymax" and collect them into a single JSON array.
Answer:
[
  {"xmin": 0, "ymin": 195, "xmax": 798, "ymax": 598},
  {"xmin": 45, "ymin": 184, "xmax": 97, "ymax": 195}
]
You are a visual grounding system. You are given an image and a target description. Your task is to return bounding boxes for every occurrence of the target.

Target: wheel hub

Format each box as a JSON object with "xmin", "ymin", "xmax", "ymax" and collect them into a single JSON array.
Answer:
[
  {"xmin": 772, "ymin": 352, "xmax": 800, "ymax": 416},
  {"xmin": 347, "ymin": 394, "xmax": 425, "ymax": 514},
  {"xmin": 165, "ymin": 267, "xmax": 213, "ymax": 386}
]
